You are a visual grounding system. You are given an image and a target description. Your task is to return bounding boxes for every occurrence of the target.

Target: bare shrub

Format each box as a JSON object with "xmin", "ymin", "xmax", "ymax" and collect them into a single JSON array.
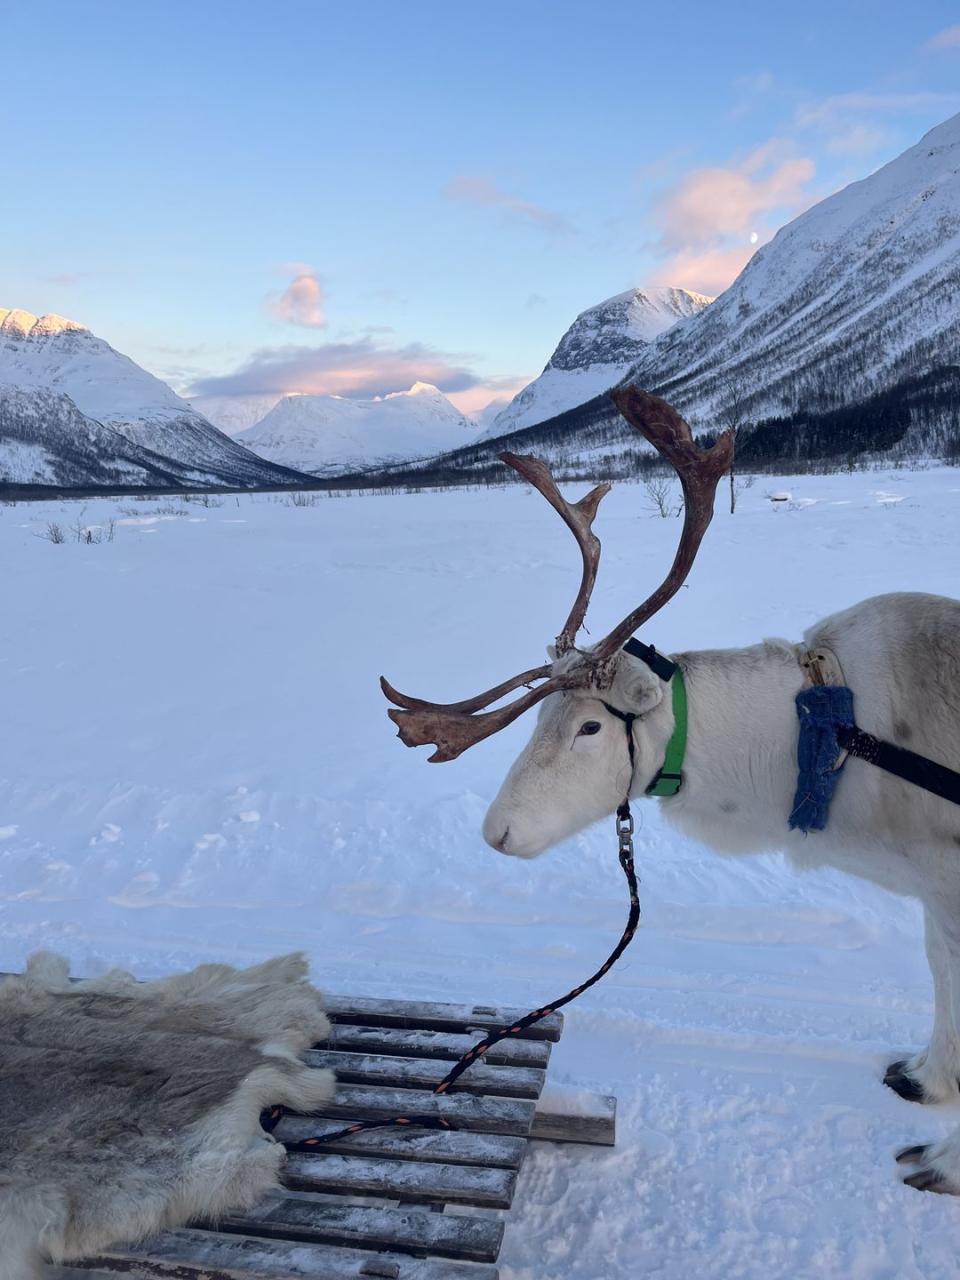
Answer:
[
  {"xmin": 286, "ymin": 492, "xmax": 320, "ymax": 507},
  {"xmin": 643, "ymin": 477, "xmax": 680, "ymax": 518},
  {"xmin": 37, "ymin": 521, "xmax": 66, "ymax": 544}
]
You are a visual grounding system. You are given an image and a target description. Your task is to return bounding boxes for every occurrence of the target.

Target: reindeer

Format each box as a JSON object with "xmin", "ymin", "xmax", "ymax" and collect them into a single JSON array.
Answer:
[{"xmin": 382, "ymin": 386, "xmax": 960, "ymax": 1195}]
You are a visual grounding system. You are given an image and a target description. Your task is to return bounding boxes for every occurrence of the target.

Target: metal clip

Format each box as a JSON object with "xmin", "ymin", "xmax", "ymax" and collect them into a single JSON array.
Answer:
[{"xmin": 616, "ymin": 809, "xmax": 635, "ymax": 855}]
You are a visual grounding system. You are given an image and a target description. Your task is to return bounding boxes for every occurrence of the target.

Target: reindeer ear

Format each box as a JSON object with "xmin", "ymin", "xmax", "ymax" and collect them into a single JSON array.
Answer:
[
  {"xmin": 546, "ymin": 644, "xmax": 558, "ymax": 661},
  {"xmin": 613, "ymin": 653, "xmax": 664, "ymax": 717}
]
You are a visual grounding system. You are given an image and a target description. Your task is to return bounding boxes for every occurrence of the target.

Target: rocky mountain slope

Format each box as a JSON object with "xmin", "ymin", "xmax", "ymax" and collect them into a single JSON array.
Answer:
[
  {"xmin": 0, "ymin": 386, "xmax": 192, "ymax": 488},
  {"xmin": 235, "ymin": 381, "xmax": 476, "ymax": 475},
  {"xmin": 0, "ymin": 310, "xmax": 311, "ymax": 489},
  {"xmin": 488, "ymin": 286, "xmax": 711, "ymax": 436}
]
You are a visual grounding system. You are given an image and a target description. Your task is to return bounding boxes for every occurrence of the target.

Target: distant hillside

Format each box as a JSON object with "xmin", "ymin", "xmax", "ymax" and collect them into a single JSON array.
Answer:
[{"xmin": 362, "ymin": 114, "xmax": 960, "ymax": 488}]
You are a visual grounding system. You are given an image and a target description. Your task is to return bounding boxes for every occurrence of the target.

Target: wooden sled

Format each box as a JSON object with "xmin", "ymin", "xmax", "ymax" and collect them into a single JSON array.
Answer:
[{"xmin": 48, "ymin": 993, "xmax": 616, "ymax": 1280}]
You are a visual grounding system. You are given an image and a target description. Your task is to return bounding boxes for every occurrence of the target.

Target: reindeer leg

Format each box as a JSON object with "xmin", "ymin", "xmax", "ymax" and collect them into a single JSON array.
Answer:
[{"xmin": 887, "ymin": 907, "xmax": 960, "ymax": 1104}]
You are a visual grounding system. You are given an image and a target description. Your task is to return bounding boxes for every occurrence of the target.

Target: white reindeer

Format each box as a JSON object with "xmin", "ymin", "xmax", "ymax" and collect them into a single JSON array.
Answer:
[{"xmin": 383, "ymin": 388, "xmax": 960, "ymax": 1195}]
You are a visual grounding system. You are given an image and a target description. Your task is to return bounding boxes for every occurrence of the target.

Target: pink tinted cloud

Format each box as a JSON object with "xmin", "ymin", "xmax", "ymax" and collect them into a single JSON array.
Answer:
[
  {"xmin": 266, "ymin": 266, "xmax": 326, "ymax": 328},
  {"xmin": 650, "ymin": 245, "xmax": 759, "ymax": 297},
  {"xmin": 649, "ymin": 142, "xmax": 816, "ymax": 295},
  {"xmin": 444, "ymin": 175, "xmax": 571, "ymax": 233},
  {"xmin": 657, "ymin": 148, "xmax": 814, "ymax": 249},
  {"xmin": 446, "ymin": 376, "xmax": 532, "ymax": 417},
  {"xmin": 925, "ymin": 24, "xmax": 960, "ymax": 50},
  {"xmin": 190, "ymin": 338, "xmax": 478, "ymax": 400}
]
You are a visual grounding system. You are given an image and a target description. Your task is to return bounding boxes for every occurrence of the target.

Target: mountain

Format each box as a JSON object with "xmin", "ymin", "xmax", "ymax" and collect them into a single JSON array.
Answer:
[
  {"xmin": 235, "ymin": 382, "xmax": 476, "ymax": 475},
  {"xmin": 476, "ymin": 115, "xmax": 960, "ymax": 473},
  {"xmin": 187, "ymin": 392, "xmax": 286, "ymax": 436},
  {"xmin": 0, "ymin": 309, "xmax": 311, "ymax": 489},
  {"xmin": 621, "ymin": 114, "xmax": 960, "ymax": 451},
  {"xmin": 488, "ymin": 287, "xmax": 711, "ymax": 436}
]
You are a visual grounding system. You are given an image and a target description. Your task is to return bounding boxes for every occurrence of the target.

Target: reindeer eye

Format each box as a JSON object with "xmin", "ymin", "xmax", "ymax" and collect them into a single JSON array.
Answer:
[{"xmin": 578, "ymin": 721, "xmax": 602, "ymax": 736}]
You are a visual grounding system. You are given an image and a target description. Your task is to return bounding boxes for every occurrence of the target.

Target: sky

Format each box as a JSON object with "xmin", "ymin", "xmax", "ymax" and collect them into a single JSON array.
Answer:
[{"xmin": 2, "ymin": 0, "xmax": 960, "ymax": 416}]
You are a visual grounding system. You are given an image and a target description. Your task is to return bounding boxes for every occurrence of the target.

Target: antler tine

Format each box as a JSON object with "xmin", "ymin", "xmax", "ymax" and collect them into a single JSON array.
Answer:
[
  {"xmin": 592, "ymin": 387, "xmax": 735, "ymax": 661},
  {"xmin": 383, "ymin": 673, "xmax": 582, "ymax": 762},
  {"xmin": 500, "ymin": 452, "xmax": 611, "ymax": 654},
  {"xmin": 380, "ymin": 664, "xmax": 551, "ymax": 716}
]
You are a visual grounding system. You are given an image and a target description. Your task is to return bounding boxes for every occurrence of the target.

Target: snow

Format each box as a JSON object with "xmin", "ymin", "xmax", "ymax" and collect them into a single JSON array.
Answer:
[
  {"xmin": 188, "ymin": 392, "xmax": 287, "ymax": 436},
  {"xmin": 0, "ymin": 439, "xmax": 57, "ymax": 485},
  {"xmin": 0, "ymin": 309, "xmax": 86, "ymax": 338},
  {"xmin": 236, "ymin": 381, "xmax": 478, "ymax": 474},
  {"xmin": 2, "ymin": 468, "xmax": 960, "ymax": 1276}
]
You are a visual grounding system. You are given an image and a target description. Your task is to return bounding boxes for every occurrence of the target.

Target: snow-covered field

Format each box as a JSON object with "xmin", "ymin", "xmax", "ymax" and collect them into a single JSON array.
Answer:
[{"xmin": 2, "ymin": 469, "xmax": 960, "ymax": 1278}]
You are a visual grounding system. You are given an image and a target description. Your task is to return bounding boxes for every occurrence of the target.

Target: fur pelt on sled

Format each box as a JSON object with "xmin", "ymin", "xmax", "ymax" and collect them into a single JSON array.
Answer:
[{"xmin": 0, "ymin": 950, "xmax": 334, "ymax": 1280}]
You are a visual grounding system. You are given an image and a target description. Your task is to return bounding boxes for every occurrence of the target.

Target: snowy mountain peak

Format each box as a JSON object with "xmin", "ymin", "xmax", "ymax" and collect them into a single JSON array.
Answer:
[
  {"xmin": 0, "ymin": 308, "xmax": 87, "ymax": 339},
  {"xmin": 548, "ymin": 286, "xmax": 712, "ymax": 372},
  {"xmin": 392, "ymin": 380, "xmax": 443, "ymax": 398},
  {"xmin": 488, "ymin": 284, "xmax": 712, "ymax": 436}
]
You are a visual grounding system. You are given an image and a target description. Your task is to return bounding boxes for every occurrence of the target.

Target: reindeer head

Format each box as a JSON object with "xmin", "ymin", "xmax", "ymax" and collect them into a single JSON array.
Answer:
[{"xmin": 381, "ymin": 387, "xmax": 735, "ymax": 856}]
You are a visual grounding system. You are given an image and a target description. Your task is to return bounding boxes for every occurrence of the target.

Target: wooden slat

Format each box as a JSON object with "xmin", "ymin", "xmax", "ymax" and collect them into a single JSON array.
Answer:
[
  {"xmin": 325, "ymin": 1024, "xmax": 551, "ymax": 1070},
  {"xmin": 50, "ymin": 1228, "xmax": 498, "ymax": 1279},
  {"xmin": 305, "ymin": 1050, "xmax": 545, "ymax": 1100},
  {"xmin": 217, "ymin": 1191, "xmax": 504, "ymax": 1262},
  {"xmin": 283, "ymin": 1153, "xmax": 516, "ymax": 1209},
  {"xmin": 317, "ymin": 1084, "xmax": 536, "ymax": 1136},
  {"xmin": 325, "ymin": 996, "xmax": 562, "ymax": 1043},
  {"xmin": 531, "ymin": 1092, "xmax": 616, "ymax": 1147},
  {"xmin": 309, "ymin": 1083, "xmax": 613, "ymax": 1145},
  {"xmin": 274, "ymin": 1118, "xmax": 526, "ymax": 1169}
]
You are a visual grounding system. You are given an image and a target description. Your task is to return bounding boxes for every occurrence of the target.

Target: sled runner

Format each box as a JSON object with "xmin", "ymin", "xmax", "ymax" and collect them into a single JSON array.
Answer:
[{"xmin": 49, "ymin": 992, "xmax": 615, "ymax": 1280}]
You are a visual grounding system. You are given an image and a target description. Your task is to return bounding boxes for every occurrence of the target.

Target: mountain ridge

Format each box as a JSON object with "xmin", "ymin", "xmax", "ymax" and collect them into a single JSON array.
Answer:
[{"xmin": 0, "ymin": 311, "xmax": 313, "ymax": 489}]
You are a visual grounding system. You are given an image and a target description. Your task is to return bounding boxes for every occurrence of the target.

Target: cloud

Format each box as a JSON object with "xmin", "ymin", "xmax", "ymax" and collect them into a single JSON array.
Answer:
[
  {"xmin": 729, "ymin": 70, "xmax": 775, "ymax": 119},
  {"xmin": 656, "ymin": 146, "xmax": 814, "ymax": 250},
  {"xmin": 524, "ymin": 292, "xmax": 547, "ymax": 309},
  {"xmin": 189, "ymin": 338, "xmax": 480, "ymax": 400},
  {"xmin": 446, "ymin": 376, "xmax": 532, "ymax": 417},
  {"xmin": 648, "ymin": 140, "xmax": 816, "ymax": 294},
  {"xmin": 926, "ymin": 24, "xmax": 960, "ymax": 51},
  {"xmin": 795, "ymin": 91, "xmax": 960, "ymax": 129},
  {"xmin": 444, "ymin": 175, "xmax": 571, "ymax": 233},
  {"xmin": 650, "ymin": 245, "xmax": 760, "ymax": 296},
  {"xmin": 825, "ymin": 122, "xmax": 893, "ymax": 156},
  {"xmin": 265, "ymin": 265, "xmax": 326, "ymax": 328},
  {"xmin": 43, "ymin": 272, "xmax": 89, "ymax": 286}
]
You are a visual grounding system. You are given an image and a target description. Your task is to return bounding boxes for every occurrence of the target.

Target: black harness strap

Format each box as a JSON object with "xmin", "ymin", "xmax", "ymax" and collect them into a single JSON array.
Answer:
[{"xmin": 838, "ymin": 725, "xmax": 960, "ymax": 809}]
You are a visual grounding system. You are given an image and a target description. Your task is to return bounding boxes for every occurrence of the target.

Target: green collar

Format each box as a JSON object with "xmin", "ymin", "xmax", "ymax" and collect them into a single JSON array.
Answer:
[{"xmin": 645, "ymin": 668, "xmax": 687, "ymax": 798}]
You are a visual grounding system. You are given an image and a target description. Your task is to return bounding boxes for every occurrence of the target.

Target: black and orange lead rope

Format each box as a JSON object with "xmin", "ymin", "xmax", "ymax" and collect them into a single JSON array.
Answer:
[{"xmin": 266, "ymin": 715, "xmax": 642, "ymax": 1151}]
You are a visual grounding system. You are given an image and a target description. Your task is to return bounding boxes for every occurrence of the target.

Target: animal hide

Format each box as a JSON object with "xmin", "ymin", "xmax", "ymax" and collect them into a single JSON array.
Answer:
[{"xmin": 0, "ymin": 951, "xmax": 335, "ymax": 1280}]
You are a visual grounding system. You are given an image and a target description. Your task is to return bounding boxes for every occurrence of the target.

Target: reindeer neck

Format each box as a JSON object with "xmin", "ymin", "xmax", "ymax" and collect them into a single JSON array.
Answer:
[{"xmin": 647, "ymin": 640, "xmax": 806, "ymax": 851}]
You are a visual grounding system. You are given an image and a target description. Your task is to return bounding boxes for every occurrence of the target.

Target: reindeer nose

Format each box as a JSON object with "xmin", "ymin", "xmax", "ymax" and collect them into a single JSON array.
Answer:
[{"xmin": 485, "ymin": 824, "xmax": 511, "ymax": 853}]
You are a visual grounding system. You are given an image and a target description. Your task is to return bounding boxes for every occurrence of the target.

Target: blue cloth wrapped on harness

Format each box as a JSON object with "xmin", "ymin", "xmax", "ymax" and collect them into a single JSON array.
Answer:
[{"xmin": 789, "ymin": 684, "xmax": 854, "ymax": 833}]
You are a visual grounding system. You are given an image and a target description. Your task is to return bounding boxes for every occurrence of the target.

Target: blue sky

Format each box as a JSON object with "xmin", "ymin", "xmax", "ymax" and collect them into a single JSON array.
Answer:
[{"xmin": 3, "ymin": 0, "xmax": 959, "ymax": 413}]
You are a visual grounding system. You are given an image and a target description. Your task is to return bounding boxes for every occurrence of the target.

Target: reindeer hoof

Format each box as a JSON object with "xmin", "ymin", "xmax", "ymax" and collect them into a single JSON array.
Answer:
[
  {"xmin": 903, "ymin": 1167, "xmax": 950, "ymax": 1193},
  {"xmin": 897, "ymin": 1137, "xmax": 960, "ymax": 1194},
  {"xmin": 884, "ymin": 1060, "xmax": 929, "ymax": 1103}
]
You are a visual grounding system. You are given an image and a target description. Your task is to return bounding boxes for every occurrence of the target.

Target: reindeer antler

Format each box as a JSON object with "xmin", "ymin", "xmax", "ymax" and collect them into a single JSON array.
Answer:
[
  {"xmin": 500, "ymin": 454, "xmax": 610, "ymax": 655},
  {"xmin": 381, "ymin": 388, "xmax": 734, "ymax": 762},
  {"xmin": 590, "ymin": 387, "xmax": 735, "ymax": 659}
]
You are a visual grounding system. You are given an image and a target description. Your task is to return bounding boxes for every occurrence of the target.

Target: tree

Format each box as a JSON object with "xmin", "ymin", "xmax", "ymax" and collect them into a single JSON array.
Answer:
[{"xmin": 718, "ymin": 376, "xmax": 748, "ymax": 513}]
